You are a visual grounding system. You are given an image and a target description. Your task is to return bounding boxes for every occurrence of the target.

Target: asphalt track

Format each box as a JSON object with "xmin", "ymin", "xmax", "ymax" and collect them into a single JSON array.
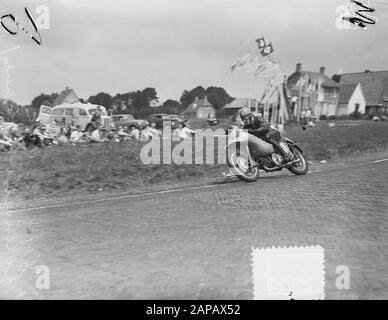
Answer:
[{"xmin": 1, "ymin": 156, "xmax": 387, "ymax": 299}]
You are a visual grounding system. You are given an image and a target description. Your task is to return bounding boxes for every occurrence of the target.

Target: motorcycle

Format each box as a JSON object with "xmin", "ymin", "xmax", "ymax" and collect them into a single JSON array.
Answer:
[{"xmin": 225, "ymin": 127, "xmax": 308, "ymax": 182}]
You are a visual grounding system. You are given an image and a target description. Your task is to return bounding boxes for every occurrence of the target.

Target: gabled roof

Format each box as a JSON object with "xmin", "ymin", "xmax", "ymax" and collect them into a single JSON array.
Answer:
[
  {"xmin": 339, "ymin": 71, "xmax": 388, "ymax": 106},
  {"xmin": 338, "ymin": 83, "xmax": 359, "ymax": 104},
  {"xmin": 52, "ymin": 88, "xmax": 79, "ymax": 106},
  {"xmin": 223, "ymin": 98, "xmax": 257, "ymax": 109},
  {"xmin": 184, "ymin": 96, "xmax": 214, "ymax": 113},
  {"xmin": 287, "ymin": 71, "xmax": 339, "ymax": 89}
]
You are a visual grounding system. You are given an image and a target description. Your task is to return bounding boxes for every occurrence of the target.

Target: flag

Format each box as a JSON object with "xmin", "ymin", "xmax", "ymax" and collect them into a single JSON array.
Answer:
[
  {"xmin": 256, "ymin": 37, "xmax": 266, "ymax": 49},
  {"xmin": 296, "ymin": 74, "xmax": 309, "ymax": 88},
  {"xmin": 231, "ymin": 53, "xmax": 252, "ymax": 72},
  {"xmin": 260, "ymin": 43, "xmax": 274, "ymax": 57},
  {"xmin": 306, "ymin": 79, "xmax": 313, "ymax": 93}
]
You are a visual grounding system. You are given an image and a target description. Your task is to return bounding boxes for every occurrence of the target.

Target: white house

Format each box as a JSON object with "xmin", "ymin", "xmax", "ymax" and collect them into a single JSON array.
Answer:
[{"xmin": 338, "ymin": 83, "xmax": 366, "ymax": 115}]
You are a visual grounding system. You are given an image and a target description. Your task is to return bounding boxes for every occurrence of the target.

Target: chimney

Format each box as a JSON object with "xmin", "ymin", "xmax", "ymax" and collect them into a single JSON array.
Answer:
[
  {"xmin": 296, "ymin": 63, "xmax": 302, "ymax": 73},
  {"xmin": 320, "ymin": 67, "xmax": 325, "ymax": 75}
]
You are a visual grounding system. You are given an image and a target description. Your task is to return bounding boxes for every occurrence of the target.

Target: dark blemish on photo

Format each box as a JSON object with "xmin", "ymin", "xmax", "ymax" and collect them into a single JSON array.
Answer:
[
  {"xmin": 343, "ymin": 0, "xmax": 377, "ymax": 29},
  {"xmin": 0, "ymin": 7, "xmax": 42, "ymax": 45}
]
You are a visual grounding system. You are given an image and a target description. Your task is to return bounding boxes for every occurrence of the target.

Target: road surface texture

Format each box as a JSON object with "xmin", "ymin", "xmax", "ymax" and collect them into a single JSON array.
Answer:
[{"xmin": 0, "ymin": 156, "xmax": 387, "ymax": 299}]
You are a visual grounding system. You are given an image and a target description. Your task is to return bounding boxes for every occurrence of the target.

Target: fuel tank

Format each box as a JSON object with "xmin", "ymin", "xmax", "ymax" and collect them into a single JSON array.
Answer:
[
  {"xmin": 227, "ymin": 130, "xmax": 274, "ymax": 158},
  {"xmin": 247, "ymin": 133, "xmax": 274, "ymax": 158}
]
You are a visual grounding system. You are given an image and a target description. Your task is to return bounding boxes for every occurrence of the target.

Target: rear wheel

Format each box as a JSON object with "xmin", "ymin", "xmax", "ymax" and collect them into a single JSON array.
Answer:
[
  {"xmin": 227, "ymin": 149, "xmax": 260, "ymax": 182},
  {"xmin": 287, "ymin": 146, "xmax": 308, "ymax": 175}
]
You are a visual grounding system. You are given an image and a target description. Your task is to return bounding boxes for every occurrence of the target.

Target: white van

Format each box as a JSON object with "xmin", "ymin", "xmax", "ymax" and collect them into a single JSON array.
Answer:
[{"xmin": 38, "ymin": 103, "xmax": 111, "ymax": 132}]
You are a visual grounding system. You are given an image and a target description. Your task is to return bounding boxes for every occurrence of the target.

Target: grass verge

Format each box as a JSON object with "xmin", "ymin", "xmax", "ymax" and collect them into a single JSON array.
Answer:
[{"xmin": 1, "ymin": 120, "xmax": 388, "ymax": 202}]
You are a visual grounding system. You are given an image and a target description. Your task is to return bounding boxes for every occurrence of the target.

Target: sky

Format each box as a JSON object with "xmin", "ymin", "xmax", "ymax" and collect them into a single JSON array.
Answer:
[{"xmin": 0, "ymin": 0, "xmax": 388, "ymax": 105}]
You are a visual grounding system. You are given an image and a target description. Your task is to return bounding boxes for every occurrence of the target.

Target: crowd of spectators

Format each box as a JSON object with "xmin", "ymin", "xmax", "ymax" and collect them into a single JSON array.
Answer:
[{"xmin": 0, "ymin": 113, "xmax": 195, "ymax": 151}]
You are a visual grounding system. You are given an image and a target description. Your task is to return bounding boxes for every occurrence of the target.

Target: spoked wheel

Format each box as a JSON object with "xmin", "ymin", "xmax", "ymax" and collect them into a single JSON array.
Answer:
[
  {"xmin": 227, "ymin": 150, "xmax": 260, "ymax": 182},
  {"xmin": 287, "ymin": 146, "xmax": 308, "ymax": 175}
]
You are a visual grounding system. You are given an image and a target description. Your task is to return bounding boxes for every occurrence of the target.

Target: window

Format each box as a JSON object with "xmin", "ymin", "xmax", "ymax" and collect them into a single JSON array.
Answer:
[
  {"xmin": 52, "ymin": 108, "xmax": 64, "ymax": 116},
  {"xmin": 41, "ymin": 107, "xmax": 51, "ymax": 114},
  {"xmin": 88, "ymin": 108, "xmax": 106, "ymax": 116},
  {"xmin": 78, "ymin": 109, "xmax": 87, "ymax": 116},
  {"xmin": 65, "ymin": 108, "xmax": 74, "ymax": 116}
]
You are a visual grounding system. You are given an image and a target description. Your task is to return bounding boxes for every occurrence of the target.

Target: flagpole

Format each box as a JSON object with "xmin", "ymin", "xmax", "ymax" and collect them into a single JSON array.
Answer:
[
  {"xmin": 248, "ymin": 73, "xmax": 252, "ymax": 110},
  {"xmin": 297, "ymin": 83, "xmax": 302, "ymax": 124}
]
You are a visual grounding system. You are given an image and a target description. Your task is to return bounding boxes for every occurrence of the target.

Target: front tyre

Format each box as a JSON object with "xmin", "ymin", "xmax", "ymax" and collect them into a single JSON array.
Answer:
[
  {"xmin": 287, "ymin": 146, "xmax": 308, "ymax": 175},
  {"xmin": 226, "ymin": 149, "xmax": 260, "ymax": 182}
]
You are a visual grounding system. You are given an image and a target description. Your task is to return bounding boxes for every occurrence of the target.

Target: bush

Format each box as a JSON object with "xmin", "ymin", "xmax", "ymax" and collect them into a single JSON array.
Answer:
[{"xmin": 350, "ymin": 111, "xmax": 362, "ymax": 119}]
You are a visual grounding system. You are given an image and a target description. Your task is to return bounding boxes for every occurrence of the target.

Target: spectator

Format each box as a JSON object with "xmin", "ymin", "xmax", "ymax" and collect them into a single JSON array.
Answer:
[
  {"xmin": 8, "ymin": 127, "xmax": 25, "ymax": 150},
  {"xmin": 22, "ymin": 128, "xmax": 39, "ymax": 149},
  {"xmin": 117, "ymin": 125, "xmax": 130, "ymax": 141},
  {"xmin": 39, "ymin": 126, "xmax": 54, "ymax": 146},
  {"xmin": 91, "ymin": 106, "xmax": 102, "ymax": 126},
  {"xmin": 140, "ymin": 125, "xmax": 153, "ymax": 141},
  {"xmin": 0, "ymin": 130, "xmax": 12, "ymax": 151},
  {"xmin": 47, "ymin": 120, "xmax": 60, "ymax": 138},
  {"xmin": 70, "ymin": 125, "xmax": 86, "ymax": 144},
  {"xmin": 128, "ymin": 125, "xmax": 140, "ymax": 140},
  {"xmin": 148, "ymin": 122, "xmax": 162, "ymax": 138},
  {"xmin": 180, "ymin": 121, "xmax": 195, "ymax": 139},
  {"xmin": 172, "ymin": 123, "xmax": 183, "ymax": 141},
  {"xmin": 106, "ymin": 128, "xmax": 120, "ymax": 142},
  {"xmin": 90, "ymin": 125, "xmax": 108, "ymax": 143},
  {"xmin": 59, "ymin": 118, "xmax": 71, "ymax": 139},
  {"xmin": 31, "ymin": 123, "xmax": 44, "ymax": 147}
]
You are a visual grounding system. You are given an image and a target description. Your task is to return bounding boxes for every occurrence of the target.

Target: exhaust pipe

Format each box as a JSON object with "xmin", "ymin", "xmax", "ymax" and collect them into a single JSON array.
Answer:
[{"xmin": 263, "ymin": 159, "xmax": 300, "ymax": 172}]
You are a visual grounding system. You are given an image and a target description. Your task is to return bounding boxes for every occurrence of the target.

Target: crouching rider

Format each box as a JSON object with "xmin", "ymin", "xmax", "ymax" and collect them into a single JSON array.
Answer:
[{"xmin": 238, "ymin": 107, "xmax": 293, "ymax": 164}]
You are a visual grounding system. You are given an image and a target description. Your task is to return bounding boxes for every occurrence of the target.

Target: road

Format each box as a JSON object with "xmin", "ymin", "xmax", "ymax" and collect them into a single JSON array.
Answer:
[{"xmin": 0, "ymin": 157, "xmax": 387, "ymax": 299}]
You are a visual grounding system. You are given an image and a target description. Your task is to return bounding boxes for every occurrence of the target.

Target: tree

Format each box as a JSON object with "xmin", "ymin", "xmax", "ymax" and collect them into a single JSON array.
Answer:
[
  {"xmin": 158, "ymin": 99, "xmax": 183, "ymax": 114},
  {"xmin": 205, "ymin": 86, "xmax": 233, "ymax": 109},
  {"xmin": 31, "ymin": 92, "xmax": 58, "ymax": 110},
  {"xmin": 179, "ymin": 86, "xmax": 233, "ymax": 109},
  {"xmin": 332, "ymin": 74, "xmax": 341, "ymax": 83},
  {"xmin": 180, "ymin": 86, "xmax": 206, "ymax": 108},
  {"xmin": 87, "ymin": 92, "xmax": 113, "ymax": 109},
  {"xmin": 142, "ymin": 87, "xmax": 159, "ymax": 106},
  {"xmin": 111, "ymin": 88, "xmax": 160, "ymax": 116}
]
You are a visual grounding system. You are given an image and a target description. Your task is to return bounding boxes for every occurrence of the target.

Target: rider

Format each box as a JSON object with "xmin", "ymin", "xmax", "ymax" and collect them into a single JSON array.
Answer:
[{"xmin": 238, "ymin": 107, "xmax": 292, "ymax": 163}]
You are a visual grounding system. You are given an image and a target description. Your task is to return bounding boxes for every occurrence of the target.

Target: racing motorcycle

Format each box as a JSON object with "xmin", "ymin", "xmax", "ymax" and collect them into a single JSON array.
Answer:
[{"xmin": 225, "ymin": 127, "xmax": 308, "ymax": 182}]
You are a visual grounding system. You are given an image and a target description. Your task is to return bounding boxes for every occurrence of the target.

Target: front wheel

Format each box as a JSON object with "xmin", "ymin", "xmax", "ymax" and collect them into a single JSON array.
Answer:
[
  {"xmin": 226, "ymin": 149, "xmax": 260, "ymax": 182},
  {"xmin": 287, "ymin": 146, "xmax": 308, "ymax": 175}
]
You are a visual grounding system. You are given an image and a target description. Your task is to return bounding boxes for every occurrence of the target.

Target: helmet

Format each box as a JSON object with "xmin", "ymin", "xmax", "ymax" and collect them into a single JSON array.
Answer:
[
  {"xmin": 252, "ymin": 112, "xmax": 263, "ymax": 119},
  {"xmin": 238, "ymin": 107, "xmax": 252, "ymax": 121}
]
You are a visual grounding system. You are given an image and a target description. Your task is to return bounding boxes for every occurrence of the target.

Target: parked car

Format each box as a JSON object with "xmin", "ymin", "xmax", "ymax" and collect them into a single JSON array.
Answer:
[
  {"xmin": 38, "ymin": 103, "xmax": 111, "ymax": 132},
  {"xmin": 147, "ymin": 114, "xmax": 182, "ymax": 129},
  {"xmin": 110, "ymin": 114, "xmax": 148, "ymax": 129}
]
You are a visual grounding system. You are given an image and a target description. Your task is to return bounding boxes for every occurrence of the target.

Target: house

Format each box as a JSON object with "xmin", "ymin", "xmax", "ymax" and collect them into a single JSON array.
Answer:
[
  {"xmin": 183, "ymin": 96, "xmax": 216, "ymax": 119},
  {"xmin": 338, "ymin": 70, "xmax": 388, "ymax": 114},
  {"xmin": 52, "ymin": 87, "xmax": 80, "ymax": 106},
  {"xmin": 338, "ymin": 83, "xmax": 366, "ymax": 115},
  {"xmin": 222, "ymin": 98, "xmax": 257, "ymax": 115},
  {"xmin": 287, "ymin": 63, "xmax": 340, "ymax": 117}
]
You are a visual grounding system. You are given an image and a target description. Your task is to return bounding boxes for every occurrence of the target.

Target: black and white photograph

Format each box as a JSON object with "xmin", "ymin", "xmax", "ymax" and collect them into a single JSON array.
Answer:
[{"xmin": 0, "ymin": 0, "xmax": 387, "ymax": 304}]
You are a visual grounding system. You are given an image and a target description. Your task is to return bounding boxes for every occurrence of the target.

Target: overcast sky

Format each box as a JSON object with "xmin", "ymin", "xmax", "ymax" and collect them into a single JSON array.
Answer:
[{"xmin": 1, "ymin": 0, "xmax": 388, "ymax": 105}]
